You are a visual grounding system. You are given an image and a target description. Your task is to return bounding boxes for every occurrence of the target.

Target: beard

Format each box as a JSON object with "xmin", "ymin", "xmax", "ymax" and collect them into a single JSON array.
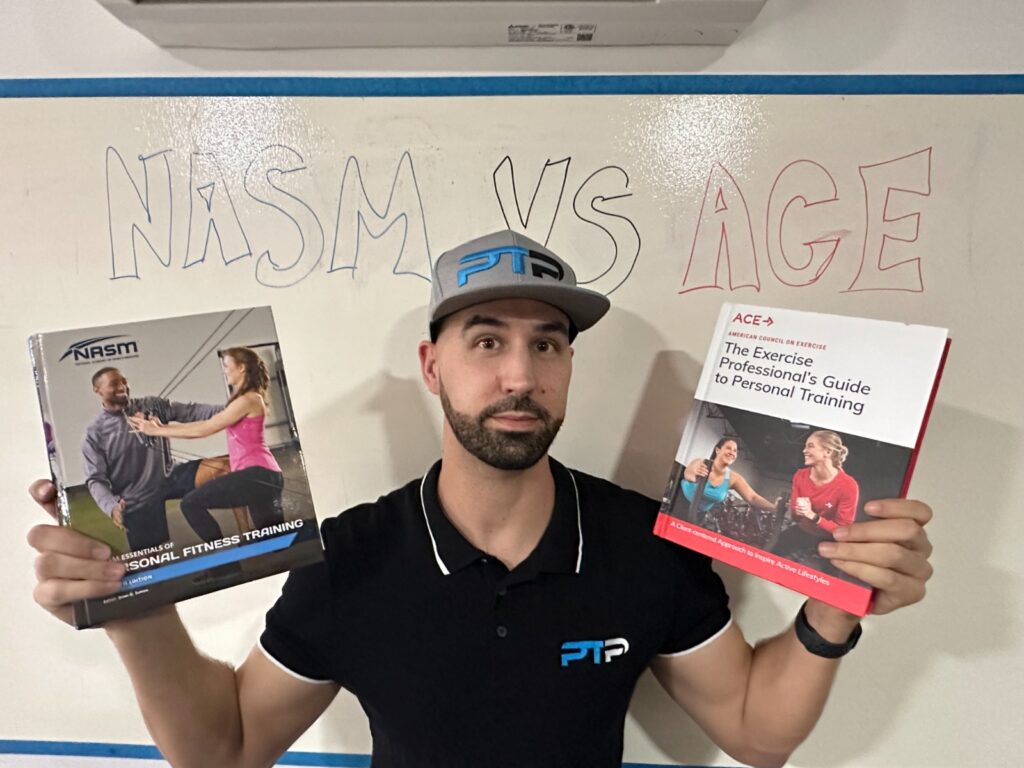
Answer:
[
  {"xmin": 439, "ymin": 383, "xmax": 563, "ymax": 471},
  {"xmin": 106, "ymin": 388, "xmax": 130, "ymax": 410}
]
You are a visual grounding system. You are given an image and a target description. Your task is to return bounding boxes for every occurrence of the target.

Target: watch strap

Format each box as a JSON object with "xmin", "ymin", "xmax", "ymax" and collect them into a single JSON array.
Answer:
[{"xmin": 794, "ymin": 602, "xmax": 862, "ymax": 658}]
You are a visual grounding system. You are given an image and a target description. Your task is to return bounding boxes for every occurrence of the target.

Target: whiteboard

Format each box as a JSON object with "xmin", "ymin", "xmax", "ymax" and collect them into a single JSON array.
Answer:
[{"xmin": 1, "ymin": 76, "xmax": 1021, "ymax": 768}]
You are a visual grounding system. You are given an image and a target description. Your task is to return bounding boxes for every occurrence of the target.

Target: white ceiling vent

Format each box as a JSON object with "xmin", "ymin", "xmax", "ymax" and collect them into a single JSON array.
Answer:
[{"xmin": 96, "ymin": 0, "xmax": 767, "ymax": 49}]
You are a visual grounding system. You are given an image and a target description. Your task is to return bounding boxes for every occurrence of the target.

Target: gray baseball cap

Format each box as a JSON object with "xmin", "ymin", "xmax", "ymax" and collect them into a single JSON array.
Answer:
[{"xmin": 428, "ymin": 230, "xmax": 610, "ymax": 341}]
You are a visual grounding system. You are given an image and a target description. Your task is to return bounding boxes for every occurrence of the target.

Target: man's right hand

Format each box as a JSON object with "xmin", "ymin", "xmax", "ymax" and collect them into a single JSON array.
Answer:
[
  {"xmin": 27, "ymin": 479, "xmax": 126, "ymax": 626},
  {"xmin": 26, "ymin": 484, "xmax": 336, "ymax": 768},
  {"xmin": 112, "ymin": 497, "xmax": 126, "ymax": 529}
]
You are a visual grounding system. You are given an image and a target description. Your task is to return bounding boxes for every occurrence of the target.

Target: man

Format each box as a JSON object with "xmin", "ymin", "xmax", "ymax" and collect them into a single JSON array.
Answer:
[
  {"xmin": 30, "ymin": 231, "xmax": 933, "ymax": 768},
  {"xmin": 83, "ymin": 367, "xmax": 223, "ymax": 550}
]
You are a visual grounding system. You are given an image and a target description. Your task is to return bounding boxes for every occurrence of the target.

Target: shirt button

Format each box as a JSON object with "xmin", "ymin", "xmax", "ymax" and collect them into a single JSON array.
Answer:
[
  {"xmin": 480, "ymin": 557, "xmax": 489, "ymax": 564},
  {"xmin": 496, "ymin": 625, "xmax": 508, "ymax": 638},
  {"xmin": 497, "ymin": 587, "xmax": 508, "ymax": 597}
]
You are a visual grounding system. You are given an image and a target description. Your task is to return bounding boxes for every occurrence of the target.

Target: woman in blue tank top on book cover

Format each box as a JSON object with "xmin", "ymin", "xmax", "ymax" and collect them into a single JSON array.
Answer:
[
  {"xmin": 681, "ymin": 437, "xmax": 779, "ymax": 525},
  {"xmin": 128, "ymin": 347, "xmax": 285, "ymax": 543}
]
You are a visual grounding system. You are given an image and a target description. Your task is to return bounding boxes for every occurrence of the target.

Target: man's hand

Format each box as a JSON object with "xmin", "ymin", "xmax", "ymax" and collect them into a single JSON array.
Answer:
[
  {"xmin": 112, "ymin": 497, "xmax": 126, "ymax": 529},
  {"xmin": 26, "ymin": 479, "xmax": 126, "ymax": 626},
  {"xmin": 818, "ymin": 498, "xmax": 933, "ymax": 615}
]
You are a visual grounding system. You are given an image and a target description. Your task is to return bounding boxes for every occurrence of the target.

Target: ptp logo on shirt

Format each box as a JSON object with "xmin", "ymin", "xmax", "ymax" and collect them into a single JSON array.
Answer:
[{"xmin": 560, "ymin": 637, "xmax": 630, "ymax": 667}]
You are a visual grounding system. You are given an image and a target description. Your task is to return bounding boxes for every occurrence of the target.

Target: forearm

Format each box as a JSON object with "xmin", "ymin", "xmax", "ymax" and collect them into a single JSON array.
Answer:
[
  {"xmin": 739, "ymin": 602, "xmax": 859, "ymax": 761},
  {"xmin": 815, "ymin": 514, "xmax": 839, "ymax": 533},
  {"xmin": 814, "ymin": 504, "xmax": 854, "ymax": 533},
  {"xmin": 105, "ymin": 607, "xmax": 245, "ymax": 768},
  {"xmin": 154, "ymin": 421, "xmax": 212, "ymax": 439},
  {"xmin": 170, "ymin": 401, "xmax": 224, "ymax": 422}
]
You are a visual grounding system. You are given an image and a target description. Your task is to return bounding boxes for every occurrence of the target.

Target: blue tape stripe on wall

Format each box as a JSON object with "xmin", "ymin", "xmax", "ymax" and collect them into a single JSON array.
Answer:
[
  {"xmin": 0, "ymin": 74, "xmax": 1023, "ymax": 98},
  {"xmin": 0, "ymin": 741, "xmax": 717, "ymax": 767},
  {"xmin": 0, "ymin": 741, "xmax": 370, "ymax": 766}
]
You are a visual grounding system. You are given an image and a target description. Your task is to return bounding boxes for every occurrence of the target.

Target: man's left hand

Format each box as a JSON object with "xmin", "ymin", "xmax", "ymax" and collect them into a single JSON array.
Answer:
[{"xmin": 818, "ymin": 499, "xmax": 933, "ymax": 615}]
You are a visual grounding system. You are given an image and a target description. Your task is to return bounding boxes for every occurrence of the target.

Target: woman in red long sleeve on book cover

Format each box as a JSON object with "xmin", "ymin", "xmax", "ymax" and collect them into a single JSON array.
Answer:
[{"xmin": 774, "ymin": 430, "xmax": 859, "ymax": 564}]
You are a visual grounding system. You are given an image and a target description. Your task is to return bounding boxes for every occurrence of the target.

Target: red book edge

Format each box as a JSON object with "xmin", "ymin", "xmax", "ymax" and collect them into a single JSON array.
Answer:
[
  {"xmin": 656, "ymin": 513, "xmax": 871, "ymax": 616},
  {"xmin": 900, "ymin": 337, "xmax": 951, "ymax": 497}
]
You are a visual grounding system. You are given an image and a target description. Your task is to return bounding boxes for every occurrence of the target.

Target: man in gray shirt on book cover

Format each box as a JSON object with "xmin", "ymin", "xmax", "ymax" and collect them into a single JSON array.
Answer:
[{"xmin": 83, "ymin": 366, "xmax": 222, "ymax": 551}]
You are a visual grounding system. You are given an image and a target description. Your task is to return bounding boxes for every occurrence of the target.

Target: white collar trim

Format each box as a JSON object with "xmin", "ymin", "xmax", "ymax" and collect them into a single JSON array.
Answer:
[
  {"xmin": 419, "ymin": 464, "xmax": 584, "ymax": 577},
  {"xmin": 419, "ymin": 473, "xmax": 450, "ymax": 576}
]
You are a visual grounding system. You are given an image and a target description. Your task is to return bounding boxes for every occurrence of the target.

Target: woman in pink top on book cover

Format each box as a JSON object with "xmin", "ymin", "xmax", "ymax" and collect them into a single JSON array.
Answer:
[{"xmin": 128, "ymin": 347, "xmax": 284, "ymax": 543}]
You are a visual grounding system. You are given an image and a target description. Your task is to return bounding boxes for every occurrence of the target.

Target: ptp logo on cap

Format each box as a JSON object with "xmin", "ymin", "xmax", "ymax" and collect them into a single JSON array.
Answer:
[{"xmin": 457, "ymin": 246, "xmax": 566, "ymax": 288}]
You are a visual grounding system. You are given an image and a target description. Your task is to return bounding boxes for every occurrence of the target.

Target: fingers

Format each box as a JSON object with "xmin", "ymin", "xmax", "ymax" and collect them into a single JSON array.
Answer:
[
  {"xmin": 819, "ymin": 540, "xmax": 933, "ymax": 581},
  {"xmin": 27, "ymin": 523, "xmax": 112, "ymax": 561},
  {"xmin": 34, "ymin": 572, "xmax": 124, "ymax": 615},
  {"xmin": 827, "ymin": 560, "xmax": 928, "ymax": 614},
  {"xmin": 819, "ymin": 504, "xmax": 935, "ymax": 615},
  {"xmin": 28, "ymin": 479, "xmax": 59, "ymax": 521},
  {"xmin": 27, "ymin": 524, "xmax": 126, "ymax": 625},
  {"xmin": 35, "ymin": 550, "xmax": 126, "ymax": 585},
  {"xmin": 833, "ymin": 517, "xmax": 932, "ymax": 556},
  {"xmin": 863, "ymin": 498, "xmax": 933, "ymax": 526}
]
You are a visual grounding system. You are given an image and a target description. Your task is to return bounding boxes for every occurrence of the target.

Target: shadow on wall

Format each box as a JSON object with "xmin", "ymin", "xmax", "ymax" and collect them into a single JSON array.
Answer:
[
  {"xmin": 303, "ymin": 304, "xmax": 441, "ymax": 506},
  {"xmin": 610, "ymin": 329, "xmax": 787, "ymax": 764},
  {"xmin": 609, "ymin": 348, "xmax": 703, "ymax": 501}
]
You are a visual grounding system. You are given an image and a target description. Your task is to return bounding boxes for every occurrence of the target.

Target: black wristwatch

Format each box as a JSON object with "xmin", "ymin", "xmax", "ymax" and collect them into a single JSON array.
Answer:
[{"xmin": 794, "ymin": 602, "xmax": 862, "ymax": 658}]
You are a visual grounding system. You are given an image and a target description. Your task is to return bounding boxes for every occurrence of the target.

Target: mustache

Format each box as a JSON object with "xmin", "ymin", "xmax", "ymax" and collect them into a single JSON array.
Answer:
[{"xmin": 478, "ymin": 394, "xmax": 552, "ymax": 424}]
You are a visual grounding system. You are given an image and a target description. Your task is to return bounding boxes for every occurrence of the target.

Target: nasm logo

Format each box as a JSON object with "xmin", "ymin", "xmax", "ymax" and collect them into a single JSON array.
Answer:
[
  {"xmin": 560, "ymin": 637, "xmax": 630, "ymax": 667},
  {"xmin": 59, "ymin": 335, "xmax": 140, "ymax": 365}
]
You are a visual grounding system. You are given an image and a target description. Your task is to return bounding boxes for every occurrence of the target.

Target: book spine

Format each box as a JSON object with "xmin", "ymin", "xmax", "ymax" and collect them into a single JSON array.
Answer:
[
  {"xmin": 901, "ymin": 337, "xmax": 952, "ymax": 496},
  {"xmin": 27, "ymin": 336, "xmax": 90, "ymax": 627},
  {"xmin": 27, "ymin": 335, "xmax": 72, "ymax": 529}
]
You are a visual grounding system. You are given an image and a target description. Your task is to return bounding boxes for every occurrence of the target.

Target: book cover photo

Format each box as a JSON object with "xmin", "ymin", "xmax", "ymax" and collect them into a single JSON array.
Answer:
[
  {"xmin": 29, "ymin": 306, "xmax": 323, "ymax": 628},
  {"xmin": 655, "ymin": 303, "xmax": 949, "ymax": 616}
]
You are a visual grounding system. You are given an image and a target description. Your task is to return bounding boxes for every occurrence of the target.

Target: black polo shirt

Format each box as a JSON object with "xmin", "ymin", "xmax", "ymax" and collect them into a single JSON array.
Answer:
[{"xmin": 260, "ymin": 458, "xmax": 730, "ymax": 768}]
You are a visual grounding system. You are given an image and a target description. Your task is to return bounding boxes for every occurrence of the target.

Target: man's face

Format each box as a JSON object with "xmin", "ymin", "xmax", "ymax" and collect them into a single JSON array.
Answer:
[
  {"xmin": 93, "ymin": 370, "xmax": 130, "ymax": 410},
  {"xmin": 422, "ymin": 298, "xmax": 573, "ymax": 471}
]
